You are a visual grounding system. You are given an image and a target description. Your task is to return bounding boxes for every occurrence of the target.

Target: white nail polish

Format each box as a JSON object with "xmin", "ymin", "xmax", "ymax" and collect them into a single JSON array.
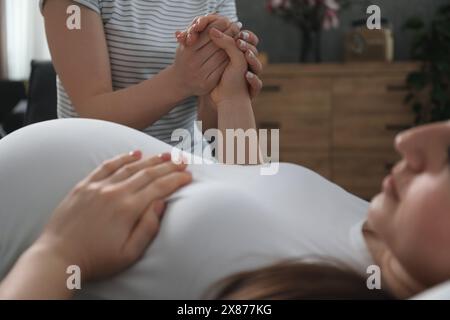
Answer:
[
  {"xmin": 239, "ymin": 40, "xmax": 247, "ymax": 49},
  {"xmin": 246, "ymin": 71, "xmax": 255, "ymax": 79},
  {"xmin": 242, "ymin": 31, "xmax": 250, "ymax": 41},
  {"xmin": 237, "ymin": 22, "xmax": 243, "ymax": 29},
  {"xmin": 248, "ymin": 50, "xmax": 255, "ymax": 58}
]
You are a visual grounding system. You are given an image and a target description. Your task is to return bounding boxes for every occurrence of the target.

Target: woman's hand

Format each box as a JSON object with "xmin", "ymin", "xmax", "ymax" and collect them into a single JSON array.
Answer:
[
  {"xmin": 176, "ymin": 15, "xmax": 263, "ymax": 99},
  {"xmin": 172, "ymin": 17, "xmax": 235, "ymax": 97},
  {"xmin": 0, "ymin": 151, "xmax": 192, "ymax": 299},
  {"xmin": 235, "ymin": 30, "xmax": 263, "ymax": 99},
  {"xmin": 208, "ymin": 28, "xmax": 250, "ymax": 107},
  {"xmin": 34, "ymin": 151, "xmax": 192, "ymax": 281},
  {"xmin": 206, "ymin": 28, "xmax": 260, "ymax": 165}
]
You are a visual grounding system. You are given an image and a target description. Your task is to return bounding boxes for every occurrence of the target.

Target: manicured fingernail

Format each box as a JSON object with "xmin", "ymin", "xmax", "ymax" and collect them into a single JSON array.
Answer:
[
  {"xmin": 158, "ymin": 153, "xmax": 172, "ymax": 161},
  {"xmin": 248, "ymin": 50, "xmax": 255, "ymax": 58},
  {"xmin": 246, "ymin": 71, "xmax": 255, "ymax": 79},
  {"xmin": 179, "ymin": 155, "xmax": 190, "ymax": 165},
  {"xmin": 211, "ymin": 28, "xmax": 223, "ymax": 38},
  {"xmin": 241, "ymin": 31, "xmax": 250, "ymax": 41},
  {"xmin": 237, "ymin": 22, "xmax": 243, "ymax": 30},
  {"xmin": 239, "ymin": 39, "xmax": 247, "ymax": 49},
  {"xmin": 171, "ymin": 153, "xmax": 189, "ymax": 165},
  {"xmin": 129, "ymin": 150, "xmax": 142, "ymax": 158}
]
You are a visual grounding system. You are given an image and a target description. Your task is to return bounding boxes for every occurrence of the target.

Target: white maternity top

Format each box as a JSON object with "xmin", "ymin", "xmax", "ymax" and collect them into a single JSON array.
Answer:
[{"xmin": 0, "ymin": 119, "xmax": 374, "ymax": 299}]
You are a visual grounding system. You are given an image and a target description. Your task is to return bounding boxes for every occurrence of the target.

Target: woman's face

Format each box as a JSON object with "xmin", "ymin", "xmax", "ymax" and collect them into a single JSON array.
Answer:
[{"xmin": 367, "ymin": 121, "xmax": 450, "ymax": 286}]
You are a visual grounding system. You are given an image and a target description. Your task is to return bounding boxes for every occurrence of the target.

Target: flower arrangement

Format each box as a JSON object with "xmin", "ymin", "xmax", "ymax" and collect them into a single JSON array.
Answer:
[
  {"xmin": 266, "ymin": 0, "xmax": 350, "ymax": 62},
  {"xmin": 266, "ymin": 0, "xmax": 343, "ymax": 31}
]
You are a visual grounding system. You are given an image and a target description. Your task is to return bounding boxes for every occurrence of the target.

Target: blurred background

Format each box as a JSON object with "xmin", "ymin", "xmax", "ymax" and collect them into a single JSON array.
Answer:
[
  {"xmin": 0, "ymin": 0, "xmax": 449, "ymax": 200},
  {"xmin": 237, "ymin": 0, "xmax": 449, "ymax": 62},
  {"xmin": 0, "ymin": 0, "xmax": 448, "ymax": 79}
]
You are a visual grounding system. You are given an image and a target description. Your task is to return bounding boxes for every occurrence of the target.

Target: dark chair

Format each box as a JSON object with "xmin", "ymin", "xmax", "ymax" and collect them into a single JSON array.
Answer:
[
  {"xmin": 0, "ymin": 61, "xmax": 58, "ymax": 136},
  {"xmin": 0, "ymin": 80, "xmax": 26, "ymax": 124},
  {"xmin": 25, "ymin": 60, "xmax": 58, "ymax": 125}
]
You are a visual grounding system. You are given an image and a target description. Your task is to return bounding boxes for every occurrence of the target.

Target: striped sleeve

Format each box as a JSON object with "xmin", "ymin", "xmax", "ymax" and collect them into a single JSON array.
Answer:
[
  {"xmin": 216, "ymin": 0, "xmax": 238, "ymax": 22},
  {"xmin": 40, "ymin": 0, "xmax": 101, "ymax": 15}
]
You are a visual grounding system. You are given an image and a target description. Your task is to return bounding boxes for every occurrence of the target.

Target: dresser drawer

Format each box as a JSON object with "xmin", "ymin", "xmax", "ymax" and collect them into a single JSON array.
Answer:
[
  {"xmin": 255, "ymin": 103, "xmax": 331, "ymax": 149},
  {"xmin": 333, "ymin": 112, "xmax": 413, "ymax": 150},
  {"xmin": 255, "ymin": 79, "xmax": 332, "ymax": 150},
  {"xmin": 260, "ymin": 77, "xmax": 333, "ymax": 95},
  {"xmin": 280, "ymin": 149, "xmax": 331, "ymax": 179},
  {"xmin": 333, "ymin": 89, "xmax": 414, "ymax": 150},
  {"xmin": 332, "ymin": 75, "xmax": 409, "ymax": 94},
  {"xmin": 332, "ymin": 151, "xmax": 401, "ymax": 200}
]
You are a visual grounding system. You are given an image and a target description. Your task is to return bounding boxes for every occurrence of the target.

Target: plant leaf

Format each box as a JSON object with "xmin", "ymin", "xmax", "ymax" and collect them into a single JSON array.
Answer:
[
  {"xmin": 407, "ymin": 72, "xmax": 428, "ymax": 90},
  {"xmin": 403, "ymin": 17, "xmax": 425, "ymax": 30}
]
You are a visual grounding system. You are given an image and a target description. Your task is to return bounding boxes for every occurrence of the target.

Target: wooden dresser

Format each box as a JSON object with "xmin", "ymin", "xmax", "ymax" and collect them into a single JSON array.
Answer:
[{"xmin": 254, "ymin": 62, "xmax": 418, "ymax": 200}]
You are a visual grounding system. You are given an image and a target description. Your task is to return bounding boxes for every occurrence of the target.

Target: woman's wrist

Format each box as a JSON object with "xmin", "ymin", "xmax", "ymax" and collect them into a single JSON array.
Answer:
[
  {"xmin": 166, "ymin": 64, "xmax": 193, "ymax": 101},
  {"xmin": 0, "ymin": 241, "xmax": 75, "ymax": 300},
  {"xmin": 217, "ymin": 95, "xmax": 255, "ymax": 130},
  {"xmin": 215, "ymin": 94, "xmax": 252, "ymax": 111},
  {"xmin": 30, "ymin": 237, "xmax": 75, "ymax": 272}
]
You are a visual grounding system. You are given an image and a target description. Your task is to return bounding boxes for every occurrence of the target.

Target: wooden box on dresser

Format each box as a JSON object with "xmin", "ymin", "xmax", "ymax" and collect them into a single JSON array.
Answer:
[{"xmin": 253, "ymin": 63, "xmax": 418, "ymax": 200}]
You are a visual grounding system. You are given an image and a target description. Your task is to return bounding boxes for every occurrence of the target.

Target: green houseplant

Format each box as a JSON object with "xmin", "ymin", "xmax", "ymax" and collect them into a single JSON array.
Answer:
[{"xmin": 404, "ymin": 4, "xmax": 450, "ymax": 125}]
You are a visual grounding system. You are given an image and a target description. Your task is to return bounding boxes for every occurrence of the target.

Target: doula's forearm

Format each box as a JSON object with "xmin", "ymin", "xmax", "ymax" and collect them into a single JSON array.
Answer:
[
  {"xmin": 76, "ymin": 66, "xmax": 190, "ymax": 131},
  {"xmin": 0, "ymin": 244, "xmax": 74, "ymax": 300}
]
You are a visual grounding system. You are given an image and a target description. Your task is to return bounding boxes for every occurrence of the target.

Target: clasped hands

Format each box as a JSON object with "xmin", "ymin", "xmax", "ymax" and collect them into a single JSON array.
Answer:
[{"xmin": 172, "ymin": 14, "xmax": 263, "ymax": 106}]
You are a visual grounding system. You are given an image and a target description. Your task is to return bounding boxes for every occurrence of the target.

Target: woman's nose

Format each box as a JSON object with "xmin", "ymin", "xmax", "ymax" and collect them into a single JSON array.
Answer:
[
  {"xmin": 395, "ymin": 130, "xmax": 424, "ymax": 172},
  {"xmin": 395, "ymin": 129, "xmax": 413, "ymax": 154}
]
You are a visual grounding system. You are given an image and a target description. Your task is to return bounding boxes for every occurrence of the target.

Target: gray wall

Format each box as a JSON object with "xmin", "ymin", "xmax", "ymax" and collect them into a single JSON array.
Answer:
[{"xmin": 236, "ymin": 0, "xmax": 449, "ymax": 62}]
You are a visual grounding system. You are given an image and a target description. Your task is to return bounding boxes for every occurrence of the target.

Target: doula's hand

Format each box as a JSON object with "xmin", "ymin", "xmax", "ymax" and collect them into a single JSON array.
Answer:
[
  {"xmin": 34, "ymin": 151, "xmax": 192, "ymax": 281},
  {"xmin": 171, "ymin": 18, "xmax": 233, "ymax": 97},
  {"xmin": 176, "ymin": 15, "xmax": 263, "ymax": 100},
  {"xmin": 208, "ymin": 28, "xmax": 250, "ymax": 107}
]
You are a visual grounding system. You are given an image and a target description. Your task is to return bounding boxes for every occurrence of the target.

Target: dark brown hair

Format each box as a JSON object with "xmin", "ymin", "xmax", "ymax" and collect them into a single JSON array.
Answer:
[{"xmin": 206, "ymin": 260, "xmax": 394, "ymax": 300}]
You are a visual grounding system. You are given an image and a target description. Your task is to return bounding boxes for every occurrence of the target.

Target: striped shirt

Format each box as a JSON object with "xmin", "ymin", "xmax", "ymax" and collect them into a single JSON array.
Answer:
[{"xmin": 40, "ymin": 0, "xmax": 238, "ymax": 145}]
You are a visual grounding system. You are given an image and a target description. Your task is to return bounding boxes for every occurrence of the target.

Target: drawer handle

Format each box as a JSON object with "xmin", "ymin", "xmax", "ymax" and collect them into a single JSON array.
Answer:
[
  {"xmin": 386, "ymin": 84, "xmax": 408, "ymax": 91},
  {"xmin": 259, "ymin": 121, "xmax": 281, "ymax": 130},
  {"xmin": 385, "ymin": 124, "xmax": 411, "ymax": 132},
  {"xmin": 262, "ymin": 85, "xmax": 281, "ymax": 93}
]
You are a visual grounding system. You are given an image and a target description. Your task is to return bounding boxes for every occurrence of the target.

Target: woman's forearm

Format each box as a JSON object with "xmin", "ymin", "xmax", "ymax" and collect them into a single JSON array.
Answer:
[
  {"xmin": 77, "ymin": 65, "xmax": 190, "ymax": 130},
  {"xmin": 0, "ymin": 243, "xmax": 73, "ymax": 300},
  {"xmin": 198, "ymin": 95, "xmax": 218, "ymax": 132},
  {"xmin": 217, "ymin": 97, "xmax": 261, "ymax": 164},
  {"xmin": 43, "ymin": 0, "xmax": 192, "ymax": 131},
  {"xmin": 217, "ymin": 97, "xmax": 256, "ymax": 133}
]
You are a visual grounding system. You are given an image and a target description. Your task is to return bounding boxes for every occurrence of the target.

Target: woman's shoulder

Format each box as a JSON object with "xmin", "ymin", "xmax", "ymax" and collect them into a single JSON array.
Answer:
[{"xmin": 40, "ymin": 0, "xmax": 101, "ymax": 15}]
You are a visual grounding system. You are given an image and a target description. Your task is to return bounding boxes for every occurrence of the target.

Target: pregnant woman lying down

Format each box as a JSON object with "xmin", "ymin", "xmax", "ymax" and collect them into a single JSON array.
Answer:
[{"xmin": 1, "ymin": 31, "xmax": 450, "ymax": 300}]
